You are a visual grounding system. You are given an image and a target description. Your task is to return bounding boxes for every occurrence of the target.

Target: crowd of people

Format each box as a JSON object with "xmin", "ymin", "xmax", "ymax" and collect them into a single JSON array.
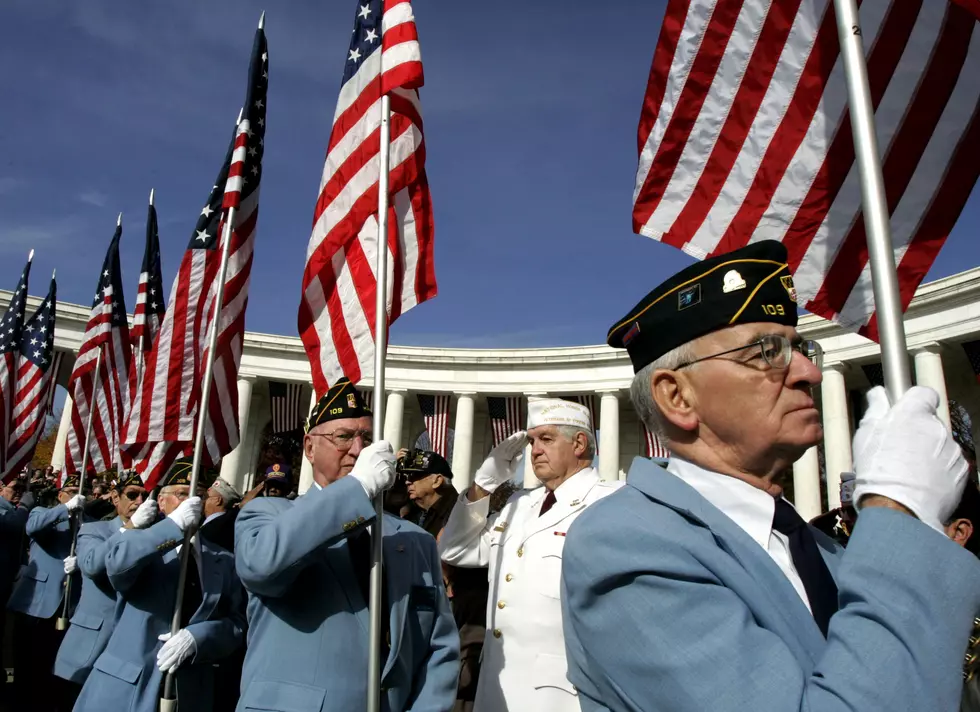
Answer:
[{"xmin": 1, "ymin": 240, "xmax": 980, "ymax": 711}]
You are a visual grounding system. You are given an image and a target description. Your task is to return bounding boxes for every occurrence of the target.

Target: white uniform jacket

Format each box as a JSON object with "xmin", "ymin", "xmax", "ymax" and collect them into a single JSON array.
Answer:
[{"xmin": 439, "ymin": 467, "xmax": 622, "ymax": 712}]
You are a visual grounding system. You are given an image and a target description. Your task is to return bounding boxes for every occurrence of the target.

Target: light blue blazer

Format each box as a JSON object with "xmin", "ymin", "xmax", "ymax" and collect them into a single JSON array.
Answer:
[
  {"xmin": 234, "ymin": 475, "xmax": 460, "ymax": 712},
  {"xmin": 7, "ymin": 503, "xmax": 81, "ymax": 620},
  {"xmin": 0, "ymin": 497, "xmax": 31, "ymax": 598},
  {"xmin": 54, "ymin": 516, "xmax": 123, "ymax": 684},
  {"xmin": 72, "ymin": 517, "xmax": 245, "ymax": 712},
  {"xmin": 561, "ymin": 458, "xmax": 980, "ymax": 712}
]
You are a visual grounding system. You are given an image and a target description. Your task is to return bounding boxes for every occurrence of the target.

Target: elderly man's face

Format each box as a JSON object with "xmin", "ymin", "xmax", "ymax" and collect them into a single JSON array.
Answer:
[
  {"xmin": 528, "ymin": 425, "xmax": 588, "ymax": 484},
  {"xmin": 679, "ymin": 323, "xmax": 823, "ymax": 470},
  {"xmin": 112, "ymin": 485, "xmax": 147, "ymax": 520},
  {"xmin": 304, "ymin": 416, "xmax": 373, "ymax": 487},
  {"xmin": 58, "ymin": 487, "xmax": 80, "ymax": 505},
  {"xmin": 1, "ymin": 481, "xmax": 25, "ymax": 505},
  {"xmin": 159, "ymin": 485, "xmax": 203, "ymax": 516}
]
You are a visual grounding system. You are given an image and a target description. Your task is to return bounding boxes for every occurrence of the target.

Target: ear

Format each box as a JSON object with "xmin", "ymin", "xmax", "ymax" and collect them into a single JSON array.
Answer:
[
  {"xmin": 572, "ymin": 431, "xmax": 589, "ymax": 458},
  {"xmin": 110, "ymin": 490, "xmax": 120, "ymax": 506},
  {"xmin": 651, "ymin": 369, "xmax": 699, "ymax": 433},
  {"xmin": 432, "ymin": 474, "xmax": 444, "ymax": 489},
  {"xmin": 303, "ymin": 434, "xmax": 316, "ymax": 464},
  {"xmin": 947, "ymin": 518, "xmax": 974, "ymax": 547}
]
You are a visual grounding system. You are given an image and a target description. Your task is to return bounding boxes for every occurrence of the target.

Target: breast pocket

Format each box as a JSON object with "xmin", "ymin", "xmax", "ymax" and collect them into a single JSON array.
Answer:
[{"xmin": 532, "ymin": 535, "xmax": 566, "ymax": 600}]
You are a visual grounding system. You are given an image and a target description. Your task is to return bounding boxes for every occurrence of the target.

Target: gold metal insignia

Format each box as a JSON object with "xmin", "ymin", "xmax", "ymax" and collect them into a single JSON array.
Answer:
[
  {"xmin": 722, "ymin": 270, "xmax": 747, "ymax": 294},
  {"xmin": 780, "ymin": 275, "xmax": 798, "ymax": 303},
  {"xmin": 347, "ymin": 393, "xmax": 357, "ymax": 409}
]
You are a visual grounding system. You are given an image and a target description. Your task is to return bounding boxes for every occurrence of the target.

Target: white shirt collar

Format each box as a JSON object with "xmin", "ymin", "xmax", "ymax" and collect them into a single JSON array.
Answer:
[{"xmin": 666, "ymin": 457, "xmax": 776, "ymax": 551}]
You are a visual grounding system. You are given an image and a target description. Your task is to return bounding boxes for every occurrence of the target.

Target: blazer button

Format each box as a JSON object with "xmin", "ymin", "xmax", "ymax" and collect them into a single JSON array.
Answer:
[
  {"xmin": 505, "ymin": 574, "xmax": 513, "ymax": 582},
  {"xmin": 497, "ymin": 601, "xmax": 506, "ymax": 609},
  {"xmin": 492, "ymin": 629, "xmax": 502, "ymax": 639},
  {"xmin": 517, "ymin": 547, "xmax": 523, "ymax": 557}
]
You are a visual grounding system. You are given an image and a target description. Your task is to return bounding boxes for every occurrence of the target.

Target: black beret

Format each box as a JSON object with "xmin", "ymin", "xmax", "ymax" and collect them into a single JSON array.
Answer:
[
  {"xmin": 116, "ymin": 471, "xmax": 144, "ymax": 491},
  {"xmin": 397, "ymin": 449, "xmax": 453, "ymax": 481},
  {"xmin": 61, "ymin": 474, "xmax": 81, "ymax": 489},
  {"xmin": 160, "ymin": 457, "xmax": 193, "ymax": 488},
  {"xmin": 306, "ymin": 377, "xmax": 371, "ymax": 432},
  {"xmin": 608, "ymin": 241, "xmax": 798, "ymax": 373}
]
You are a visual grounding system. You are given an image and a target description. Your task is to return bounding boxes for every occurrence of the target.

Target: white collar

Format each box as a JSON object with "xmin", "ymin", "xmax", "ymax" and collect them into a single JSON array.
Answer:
[{"xmin": 666, "ymin": 457, "xmax": 775, "ymax": 551}]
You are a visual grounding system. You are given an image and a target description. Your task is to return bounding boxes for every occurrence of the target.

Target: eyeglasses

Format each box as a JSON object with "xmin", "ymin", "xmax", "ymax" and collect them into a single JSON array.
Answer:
[
  {"xmin": 309, "ymin": 429, "xmax": 373, "ymax": 452},
  {"xmin": 676, "ymin": 334, "xmax": 824, "ymax": 371}
]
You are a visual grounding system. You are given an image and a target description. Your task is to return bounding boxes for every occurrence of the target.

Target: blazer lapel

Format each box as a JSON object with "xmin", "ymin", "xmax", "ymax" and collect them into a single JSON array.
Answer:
[
  {"xmin": 627, "ymin": 458, "xmax": 827, "ymax": 661},
  {"xmin": 322, "ymin": 537, "xmax": 371, "ymax": 635},
  {"xmin": 521, "ymin": 469, "xmax": 600, "ymax": 541},
  {"xmin": 383, "ymin": 517, "xmax": 410, "ymax": 679}
]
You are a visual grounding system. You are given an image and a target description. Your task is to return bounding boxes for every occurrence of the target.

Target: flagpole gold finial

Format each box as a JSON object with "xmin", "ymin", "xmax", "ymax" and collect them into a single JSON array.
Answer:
[
  {"xmin": 117, "ymin": 212, "xmax": 122, "ymax": 227},
  {"xmin": 149, "ymin": 188, "xmax": 155, "ymax": 206},
  {"xmin": 258, "ymin": 11, "xmax": 265, "ymax": 30}
]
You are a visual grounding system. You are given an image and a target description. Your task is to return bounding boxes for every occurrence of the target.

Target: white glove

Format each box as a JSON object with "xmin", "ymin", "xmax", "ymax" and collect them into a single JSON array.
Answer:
[
  {"xmin": 156, "ymin": 629, "xmax": 197, "ymax": 673},
  {"xmin": 349, "ymin": 441, "xmax": 396, "ymax": 499},
  {"xmin": 65, "ymin": 494, "xmax": 85, "ymax": 513},
  {"xmin": 167, "ymin": 496, "xmax": 202, "ymax": 534},
  {"xmin": 63, "ymin": 556, "xmax": 77, "ymax": 574},
  {"xmin": 130, "ymin": 498, "xmax": 158, "ymax": 529},
  {"xmin": 474, "ymin": 430, "xmax": 528, "ymax": 493},
  {"xmin": 852, "ymin": 386, "xmax": 969, "ymax": 533}
]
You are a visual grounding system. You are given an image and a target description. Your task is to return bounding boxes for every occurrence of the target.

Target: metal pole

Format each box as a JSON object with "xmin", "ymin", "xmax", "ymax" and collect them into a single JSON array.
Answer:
[
  {"xmin": 57, "ymin": 344, "xmax": 102, "ymax": 630},
  {"xmin": 832, "ymin": 0, "xmax": 911, "ymax": 401},
  {"xmin": 159, "ymin": 202, "xmax": 239, "ymax": 711},
  {"xmin": 366, "ymin": 92, "xmax": 392, "ymax": 712}
]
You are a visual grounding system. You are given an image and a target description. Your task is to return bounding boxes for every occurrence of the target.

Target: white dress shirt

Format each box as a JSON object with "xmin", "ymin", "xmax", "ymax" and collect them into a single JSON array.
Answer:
[{"xmin": 667, "ymin": 457, "xmax": 811, "ymax": 612}]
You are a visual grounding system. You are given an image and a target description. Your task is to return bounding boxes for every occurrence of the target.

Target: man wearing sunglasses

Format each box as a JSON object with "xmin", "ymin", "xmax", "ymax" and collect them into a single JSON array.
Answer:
[
  {"xmin": 53, "ymin": 471, "xmax": 152, "ymax": 707},
  {"xmin": 235, "ymin": 377, "xmax": 459, "ymax": 712},
  {"xmin": 561, "ymin": 241, "xmax": 980, "ymax": 712}
]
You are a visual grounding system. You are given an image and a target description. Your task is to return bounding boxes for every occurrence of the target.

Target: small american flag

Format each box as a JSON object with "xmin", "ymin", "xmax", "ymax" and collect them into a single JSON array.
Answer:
[
  {"xmin": 0, "ymin": 255, "xmax": 32, "ymax": 475},
  {"xmin": 123, "ymin": 22, "xmax": 268, "ymax": 488},
  {"xmin": 641, "ymin": 422, "xmax": 670, "ymax": 461},
  {"xmin": 269, "ymin": 381, "xmax": 304, "ymax": 434},
  {"xmin": 298, "ymin": 0, "xmax": 436, "ymax": 396},
  {"xmin": 487, "ymin": 396, "xmax": 523, "ymax": 447},
  {"xmin": 131, "ymin": 198, "xmax": 166, "ymax": 352},
  {"xmin": 65, "ymin": 225, "xmax": 131, "ymax": 475},
  {"xmin": 417, "ymin": 393, "xmax": 450, "ymax": 458},
  {"xmin": 962, "ymin": 340, "xmax": 980, "ymax": 383},
  {"xmin": 4, "ymin": 276, "xmax": 57, "ymax": 481},
  {"xmin": 633, "ymin": 0, "xmax": 980, "ymax": 339}
]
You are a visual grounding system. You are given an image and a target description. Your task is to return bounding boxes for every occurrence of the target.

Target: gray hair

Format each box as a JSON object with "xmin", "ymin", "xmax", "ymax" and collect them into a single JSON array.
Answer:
[
  {"xmin": 630, "ymin": 341, "xmax": 698, "ymax": 445},
  {"xmin": 556, "ymin": 425, "xmax": 596, "ymax": 461},
  {"xmin": 210, "ymin": 477, "xmax": 243, "ymax": 508}
]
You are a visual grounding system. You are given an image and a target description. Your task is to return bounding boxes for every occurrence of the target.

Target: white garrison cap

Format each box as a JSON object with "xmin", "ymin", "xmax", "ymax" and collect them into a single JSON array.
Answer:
[
  {"xmin": 210, "ymin": 476, "xmax": 243, "ymax": 505},
  {"xmin": 527, "ymin": 398, "xmax": 591, "ymax": 431}
]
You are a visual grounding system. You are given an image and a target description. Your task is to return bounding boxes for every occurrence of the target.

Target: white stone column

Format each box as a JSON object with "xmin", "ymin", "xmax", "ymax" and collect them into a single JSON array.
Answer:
[
  {"xmin": 451, "ymin": 393, "xmax": 476, "ymax": 492},
  {"xmin": 792, "ymin": 446, "xmax": 822, "ymax": 521},
  {"xmin": 298, "ymin": 389, "xmax": 319, "ymax": 495},
  {"xmin": 821, "ymin": 362, "xmax": 852, "ymax": 510},
  {"xmin": 913, "ymin": 343, "xmax": 951, "ymax": 429},
  {"xmin": 51, "ymin": 393, "xmax": 73, "ymax": 470},
  {"xmin": 220, "ymin": 377, "xmax": 255, "ymax": 493},
  {"xmin": 598, "ymin": 391, "xmax": 621, "ymax": 482},
  {"xmin": 383, "ymin": 390, "xmax": 407, "ymax": 452}
]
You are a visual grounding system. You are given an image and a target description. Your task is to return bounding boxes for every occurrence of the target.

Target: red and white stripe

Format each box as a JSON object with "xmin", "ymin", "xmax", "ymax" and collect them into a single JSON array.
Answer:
[
  {"xmin": 299, "ymin": 0, "xmax": 436, "ymax": 395},
  {"xmin": 633, "ymin": 0, "xmax": 980, "ymax": 337},
  {"xmin": 6, "ymin": 353, "xmax": 61, "ymax": 479},
  {"xmin": 132, "ymin": 272, "xmax": 162, "ymax": 350},
  {"xmin": 641, "ymin": 422, "xmax": 670, "ymax": 460},
  {"xmin": 488, "ymin": 396, "xmax": 523, "ymax": 447},
  {"xmin": 418, "ymin": 393, "xmax": 450, "ymax": 458}
]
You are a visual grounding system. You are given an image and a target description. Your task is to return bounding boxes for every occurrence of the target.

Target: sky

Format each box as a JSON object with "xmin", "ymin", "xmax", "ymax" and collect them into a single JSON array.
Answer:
[{"xmin": 2, "ymin": 0, "xmax": 978, "ymax": 350}]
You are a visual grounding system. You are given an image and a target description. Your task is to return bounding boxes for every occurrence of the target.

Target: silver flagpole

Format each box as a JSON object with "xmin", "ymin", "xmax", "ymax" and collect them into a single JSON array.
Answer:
[
  {"xmin": 159, "ymin": 90, "xmax": 252, "ymax": 708},
  {"xmin": 366, "ymin": 92, "xmax": 392, "ymax": 712},
  {"xmin": 832, "ymin": 0, "xmax": 912, "ymax": 400},
  {"xmin": 57, "ymin": 343, "xmax": 102, "ymax": 630}
]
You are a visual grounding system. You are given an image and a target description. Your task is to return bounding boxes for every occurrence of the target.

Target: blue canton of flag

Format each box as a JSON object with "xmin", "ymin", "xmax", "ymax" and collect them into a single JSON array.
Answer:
[
  {"xmin": 342, "ymin": 0, "xmax": 384, "ymax": 84},
  {"xmin": 20, "ymin": 290, "xmax": 55, "ymax": 369},
  {"xmin": 0, "ymin": 255, "xmax": 32, "ymax": 477}
]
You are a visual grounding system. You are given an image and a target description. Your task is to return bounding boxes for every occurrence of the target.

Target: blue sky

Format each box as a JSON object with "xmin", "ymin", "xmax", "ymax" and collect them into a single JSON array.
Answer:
[{"xmin": 2, "ymin": 0, "xmax": 978, "ymax": 349}]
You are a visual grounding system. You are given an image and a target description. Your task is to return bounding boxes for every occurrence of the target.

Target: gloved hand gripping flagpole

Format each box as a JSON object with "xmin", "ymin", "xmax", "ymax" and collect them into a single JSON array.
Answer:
[
  {"xmin": 159, "ymin": 92, "xmax": 254, "ymax": 711},
  {"xmin": 366, "ymin": 90, "xmax": 392, "ymax": 712},
  {"xmin": 833, "ymin": 0, "xmax": 912, "ymax": 400}
]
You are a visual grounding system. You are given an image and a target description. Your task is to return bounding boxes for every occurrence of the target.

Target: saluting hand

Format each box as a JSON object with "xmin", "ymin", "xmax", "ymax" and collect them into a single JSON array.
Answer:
[
  {"xmin": 65, "ymin": 494, "xmax": 85, "ymax": 513},
  {"xmin": 167, "ymin": 496, "xmax": 202, "ymax": 534},
  {"xmin": 474, "ymin": 430, "xmax": 528, "ymax": 493},
  {"xmin": 129, "ymin": 498, "xmax": 158, "ymax": 529},
  {"xmin": 350, "ymin": 441, "xmax": 397, "ymax": 499}
]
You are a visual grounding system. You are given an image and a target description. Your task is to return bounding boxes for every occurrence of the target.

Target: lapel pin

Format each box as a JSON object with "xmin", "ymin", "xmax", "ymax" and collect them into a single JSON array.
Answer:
[{"xmin": 569, "ymin": 499, "xmax": 580, "ymax": 506}]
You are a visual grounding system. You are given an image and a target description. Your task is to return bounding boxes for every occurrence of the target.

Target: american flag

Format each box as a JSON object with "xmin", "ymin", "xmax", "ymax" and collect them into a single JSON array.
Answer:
[
  {"xmin": 562, "ymin": 394, "xmax": 598, "ymax": 451},
  {"xmin": 131, "ymin": 197, "xmax": 166, "ymax": 352},
  {"xmin": 633, "ymin": 0, "xmax": 980, "ymax": 339},
  {"xmin": 962, "ymin": 340, "xmax": 980, "ymax": 383},
  {"xmin": 640, "ymin": 422, "xmax": 670, "ymax": 461},
  {"xmin": 418, "ymin": 393, "xmax": 450, "ymax": 458},
  {"xmin": 298, "ymin": 0, "xmax": 436, "ymax": 396},
  {"xmin": 122, "ymin": 23, "xmax": 267, "ymax": 488},
  {"xmin": 4, "ymin": 276, "xmax": 57, "ymax": 481},
  {"xmin": 64, "ymin": 224, "xmax": 131, "ymax": 475},
  {"xmin": 487, "ymin": 396, "xmax": 523, "ymax": 447},
  {"xmin": 0, "ymin": 255, "xmax": 32, "ymax": 475},
  {"xmin": 269, "ymin": 381, "xmax": 304, "ymax": 434}
]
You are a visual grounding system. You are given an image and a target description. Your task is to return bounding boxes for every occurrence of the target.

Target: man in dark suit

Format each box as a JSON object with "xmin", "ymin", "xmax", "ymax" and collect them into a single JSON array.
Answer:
[{"xmin": 199, "ymin": 477, "xmax": 242, "ymax": 554}]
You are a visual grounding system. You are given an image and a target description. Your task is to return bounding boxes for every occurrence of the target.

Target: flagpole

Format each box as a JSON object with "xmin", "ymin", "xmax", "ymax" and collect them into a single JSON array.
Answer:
[
  {"xmin": 366, "ymin": 92, "xmax": 392, "ymax": 712},
  {"xmin": 57, "ymin": 343, "xmax": 102, "ymax": 631},
  {"xmin": 832, "ymin": 0, "xmax": 911, "ymax": 400}
]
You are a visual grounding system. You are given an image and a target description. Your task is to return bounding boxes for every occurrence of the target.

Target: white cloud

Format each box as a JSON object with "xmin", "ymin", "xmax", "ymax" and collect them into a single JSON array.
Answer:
[{"xmin": 77, "ymin": 190, "xmax": 108, "ymax": 208}]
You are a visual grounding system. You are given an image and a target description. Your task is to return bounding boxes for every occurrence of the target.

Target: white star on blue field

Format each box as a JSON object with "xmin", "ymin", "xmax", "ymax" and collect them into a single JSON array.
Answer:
[{"xmin": 1, "ymin": 0, "xmax": 978, "ymax": 349}]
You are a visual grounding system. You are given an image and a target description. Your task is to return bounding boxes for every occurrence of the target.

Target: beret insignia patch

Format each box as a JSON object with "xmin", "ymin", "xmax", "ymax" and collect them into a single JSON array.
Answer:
[
  {"xmin": 347, "ymin": 393, "xmax": 357, "ymax": 409},
  {"xmin": 722, "ymin": 270, "xmax": 747, "ymax": 294},
  {"xmin": 622, "ymin": 322, "xmax": 641, "ymax": 346},
  {"xmin": 780, "ymin": 275, "xmax": 797, "ymax": 303},
  {"xmin": 678, "ymin": 284, "xmax": 701, "ymax": 311}
]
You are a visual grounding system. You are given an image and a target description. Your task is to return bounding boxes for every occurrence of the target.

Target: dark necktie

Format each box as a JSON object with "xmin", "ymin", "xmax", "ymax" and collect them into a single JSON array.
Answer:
[
  {"xmin": 539, "ymin": 490, "xmax": 557, "ymax": 517},
  {"xmin": 771, "ymin": 498, "xmax": 839, "ymax": 636}
]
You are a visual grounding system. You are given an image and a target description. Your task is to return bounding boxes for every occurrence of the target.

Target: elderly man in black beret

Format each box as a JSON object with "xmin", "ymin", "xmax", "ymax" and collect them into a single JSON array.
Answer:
[
  {"xmin": 561, "ymin": 240, "xmax": 980, "ymax": 712},
  {"xmin": 399, "ymin": 449, "xmax": 457, "ymax": 537}
]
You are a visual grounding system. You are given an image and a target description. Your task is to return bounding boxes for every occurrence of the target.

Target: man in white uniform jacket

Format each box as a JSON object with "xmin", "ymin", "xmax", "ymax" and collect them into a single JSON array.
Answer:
[{"xmin": 439, "ymin": 398, "xmax": 622, "ymax": 711}]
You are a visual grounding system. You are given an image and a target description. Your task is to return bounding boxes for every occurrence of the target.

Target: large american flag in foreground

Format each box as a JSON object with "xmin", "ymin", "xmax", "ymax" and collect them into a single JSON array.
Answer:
[
  {"xmin": 123, "ymin": 24, "xmax": 267, "ymax": 488},
  {"xmin": 131, "ymin": 198, "xmax": 166, "ymax": 353},
  {"xmin": 4, "ymin": 277, "xmax": 58, "ymax": 480},
  {"xmin": 488, "ymin": 396, "xmax": 523, "ymax": 447},
  {"xmin": 299, "ymin": 0, "xmax": 436, "ymax": 396},
  {"xmin": 418, "ymin": 393, "xmax": 450, "ymax": 458},
  {"xmin": 65, "ymin": 225, "xmax": 131, "ymax": 475},
  {"xmin": 633, "ymin": 0, "xmax": 980, "ymax": 337},
  {"xmin": 0, "ymin": 257, "xmax": 31, "ymax": 476}
]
